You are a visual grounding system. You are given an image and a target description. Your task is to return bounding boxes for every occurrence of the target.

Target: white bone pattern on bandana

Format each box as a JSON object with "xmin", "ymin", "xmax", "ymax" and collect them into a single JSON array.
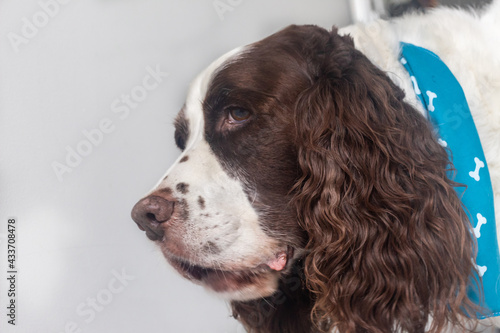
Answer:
[
  {"xmin": 475, "ymin": 263, "xmax": 488, "ymax": 277},
  {"xmin": 426, "ymin": 90, "xmax": 437, "ymax": 112},
  {"xmin": 438, "ymin": 138, "xmax": 448, "ymax": 147},
  {"xmin": 472, "ymin": 212, "xmax": 488, "ymax": 278},
  {"xmin": 474, "ymin": 213, "xmax": 487, "ymax": 239},
  {"xmin": 410, "ymin": 75, "xmax": 421, "ymax": 95},
  {"xmin": 469, "ymin": 157, "xmax": 485, "ymax": 181}
]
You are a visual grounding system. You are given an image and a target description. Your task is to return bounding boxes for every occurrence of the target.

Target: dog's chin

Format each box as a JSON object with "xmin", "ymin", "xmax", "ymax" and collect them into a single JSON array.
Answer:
[
  {"xmin": 209, "ymin": 271, "xmax": 282, "ymax": 301},
  {"xmin": 165, "ymin": 246, "xmax": 295, "ymax": 301},
  {"xmin": 167, "ymin": 256, "xmax": 282, "ymax": 300}
]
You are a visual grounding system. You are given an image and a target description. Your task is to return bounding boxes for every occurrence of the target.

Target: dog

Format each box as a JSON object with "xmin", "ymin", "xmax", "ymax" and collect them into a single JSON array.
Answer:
[{"xmin": 132, "ymin": 2, "xmax": 500, "ymax": 332}]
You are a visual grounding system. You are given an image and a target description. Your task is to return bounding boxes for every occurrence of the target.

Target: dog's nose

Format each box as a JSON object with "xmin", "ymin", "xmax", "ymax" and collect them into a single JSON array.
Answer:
[{"xmin": 131, "ymin": 196, "xmax": 175, "ymax": 241}]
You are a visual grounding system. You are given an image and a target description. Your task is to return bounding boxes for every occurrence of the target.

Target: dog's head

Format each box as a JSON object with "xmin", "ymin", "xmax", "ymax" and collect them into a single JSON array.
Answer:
[
  {"xmin": 132, "ymin": 25, "xmax": 478, "ymax": 332},
  {"xmin": 131, "ymin": 25, "xmax": 315, "ymax": 301}
]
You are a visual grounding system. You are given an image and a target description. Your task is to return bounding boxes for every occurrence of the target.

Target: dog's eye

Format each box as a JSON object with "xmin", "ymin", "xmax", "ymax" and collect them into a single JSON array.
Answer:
[{"xmin": 228, "ymin": 107, "xmax": 250, "ymax": 123}]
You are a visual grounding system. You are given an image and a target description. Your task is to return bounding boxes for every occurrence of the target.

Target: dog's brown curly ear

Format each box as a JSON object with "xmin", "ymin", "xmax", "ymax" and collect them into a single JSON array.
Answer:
[{"xmin": 291, "ymin": 29, "xmax": 479, "ymax": 333}]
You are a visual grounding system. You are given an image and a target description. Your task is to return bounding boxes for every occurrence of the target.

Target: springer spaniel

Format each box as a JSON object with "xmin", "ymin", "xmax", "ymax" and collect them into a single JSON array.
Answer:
[{"xmin": 132, "ymin": 2, "xmax": 500, "ymax": 332}]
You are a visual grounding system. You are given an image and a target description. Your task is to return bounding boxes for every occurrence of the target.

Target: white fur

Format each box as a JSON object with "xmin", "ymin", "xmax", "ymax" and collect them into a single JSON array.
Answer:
[{"xmin": 149, "ymin": 47, "xmax": 282, "ymax": 300}]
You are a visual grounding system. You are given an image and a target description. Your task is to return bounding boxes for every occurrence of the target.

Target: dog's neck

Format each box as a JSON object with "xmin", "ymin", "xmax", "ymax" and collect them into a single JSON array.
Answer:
[{"xmin": 231, "ymin": 259, "xmax": 320, "ymax": 333}]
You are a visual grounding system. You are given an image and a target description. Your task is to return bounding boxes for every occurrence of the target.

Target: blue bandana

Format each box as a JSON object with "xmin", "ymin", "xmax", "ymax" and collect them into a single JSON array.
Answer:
[{"xmin": 399, "ymin": 42, "xmax": 500, "ymax": 318}]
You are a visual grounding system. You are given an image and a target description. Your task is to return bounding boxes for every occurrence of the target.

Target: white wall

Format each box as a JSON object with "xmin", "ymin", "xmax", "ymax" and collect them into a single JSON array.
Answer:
[{"xmin": 0, "ymin": 1, "xmax": 351, "ymax": 332}]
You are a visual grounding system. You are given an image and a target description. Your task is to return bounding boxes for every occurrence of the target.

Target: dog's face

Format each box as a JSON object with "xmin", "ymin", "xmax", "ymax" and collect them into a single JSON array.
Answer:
[{"xmin": 131, "ymin": 28, "xmax": 316, "ymax": 300}]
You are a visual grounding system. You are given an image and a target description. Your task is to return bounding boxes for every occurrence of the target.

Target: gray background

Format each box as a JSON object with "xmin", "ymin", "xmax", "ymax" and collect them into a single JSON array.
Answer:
[{"xmin": 0, "ymin": 1, "xmax": 351, "ymax": 332}]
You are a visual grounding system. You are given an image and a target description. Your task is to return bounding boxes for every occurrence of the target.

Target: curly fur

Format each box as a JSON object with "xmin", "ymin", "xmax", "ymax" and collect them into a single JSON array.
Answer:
[
  {"xmin": 230, "ymin": 27, "xmax": 481, "ymax": 333},
  {"xmin": 292, "ymin": 29, "xmax": 479, "ymax": 333}
]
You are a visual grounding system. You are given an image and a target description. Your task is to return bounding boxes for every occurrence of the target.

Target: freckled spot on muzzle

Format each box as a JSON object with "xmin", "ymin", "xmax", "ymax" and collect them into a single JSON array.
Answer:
[
  {"xmin": 179, "ymin": 198, "xmax": 189, "ymax": 220},
  {"xmin": 158, "ymin": 187, "xmax": 172, "ymax": 196},
  {"xmin": 198, "ymin": 196, "xmax": 206, "ymax": 209},
  {"xmin": 176, "ymin": 182, "xmax": 189, "ymax": 194},
  {"xmin": 202, "ymin": 241, "xmax": 221, "ymax": 254}
]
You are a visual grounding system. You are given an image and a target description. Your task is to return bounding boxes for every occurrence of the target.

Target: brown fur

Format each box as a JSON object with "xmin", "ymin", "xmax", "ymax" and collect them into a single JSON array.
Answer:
[{"xmin": 225, "ymin": 25, "xmax": 481, "ymax": 333}]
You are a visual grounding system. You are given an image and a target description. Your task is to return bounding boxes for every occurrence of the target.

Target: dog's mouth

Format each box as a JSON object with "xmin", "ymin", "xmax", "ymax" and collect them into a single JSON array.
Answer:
[{"xmin": 168, "ymin": 246, "xmax": 294, "ymax": 295}]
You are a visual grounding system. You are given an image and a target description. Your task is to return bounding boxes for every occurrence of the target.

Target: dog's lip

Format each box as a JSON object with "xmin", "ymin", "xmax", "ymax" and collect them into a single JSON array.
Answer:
[
  {"xmin": 136, "ymin": 224, "xmax": 164, "ymax": 241},
  {"xmin": 168, "ymin": 246, "xmax": 294, "ymax": 291},
  {"xmin": 134, "ymin": 221, "xmax": 164, "ymax": 241}
]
